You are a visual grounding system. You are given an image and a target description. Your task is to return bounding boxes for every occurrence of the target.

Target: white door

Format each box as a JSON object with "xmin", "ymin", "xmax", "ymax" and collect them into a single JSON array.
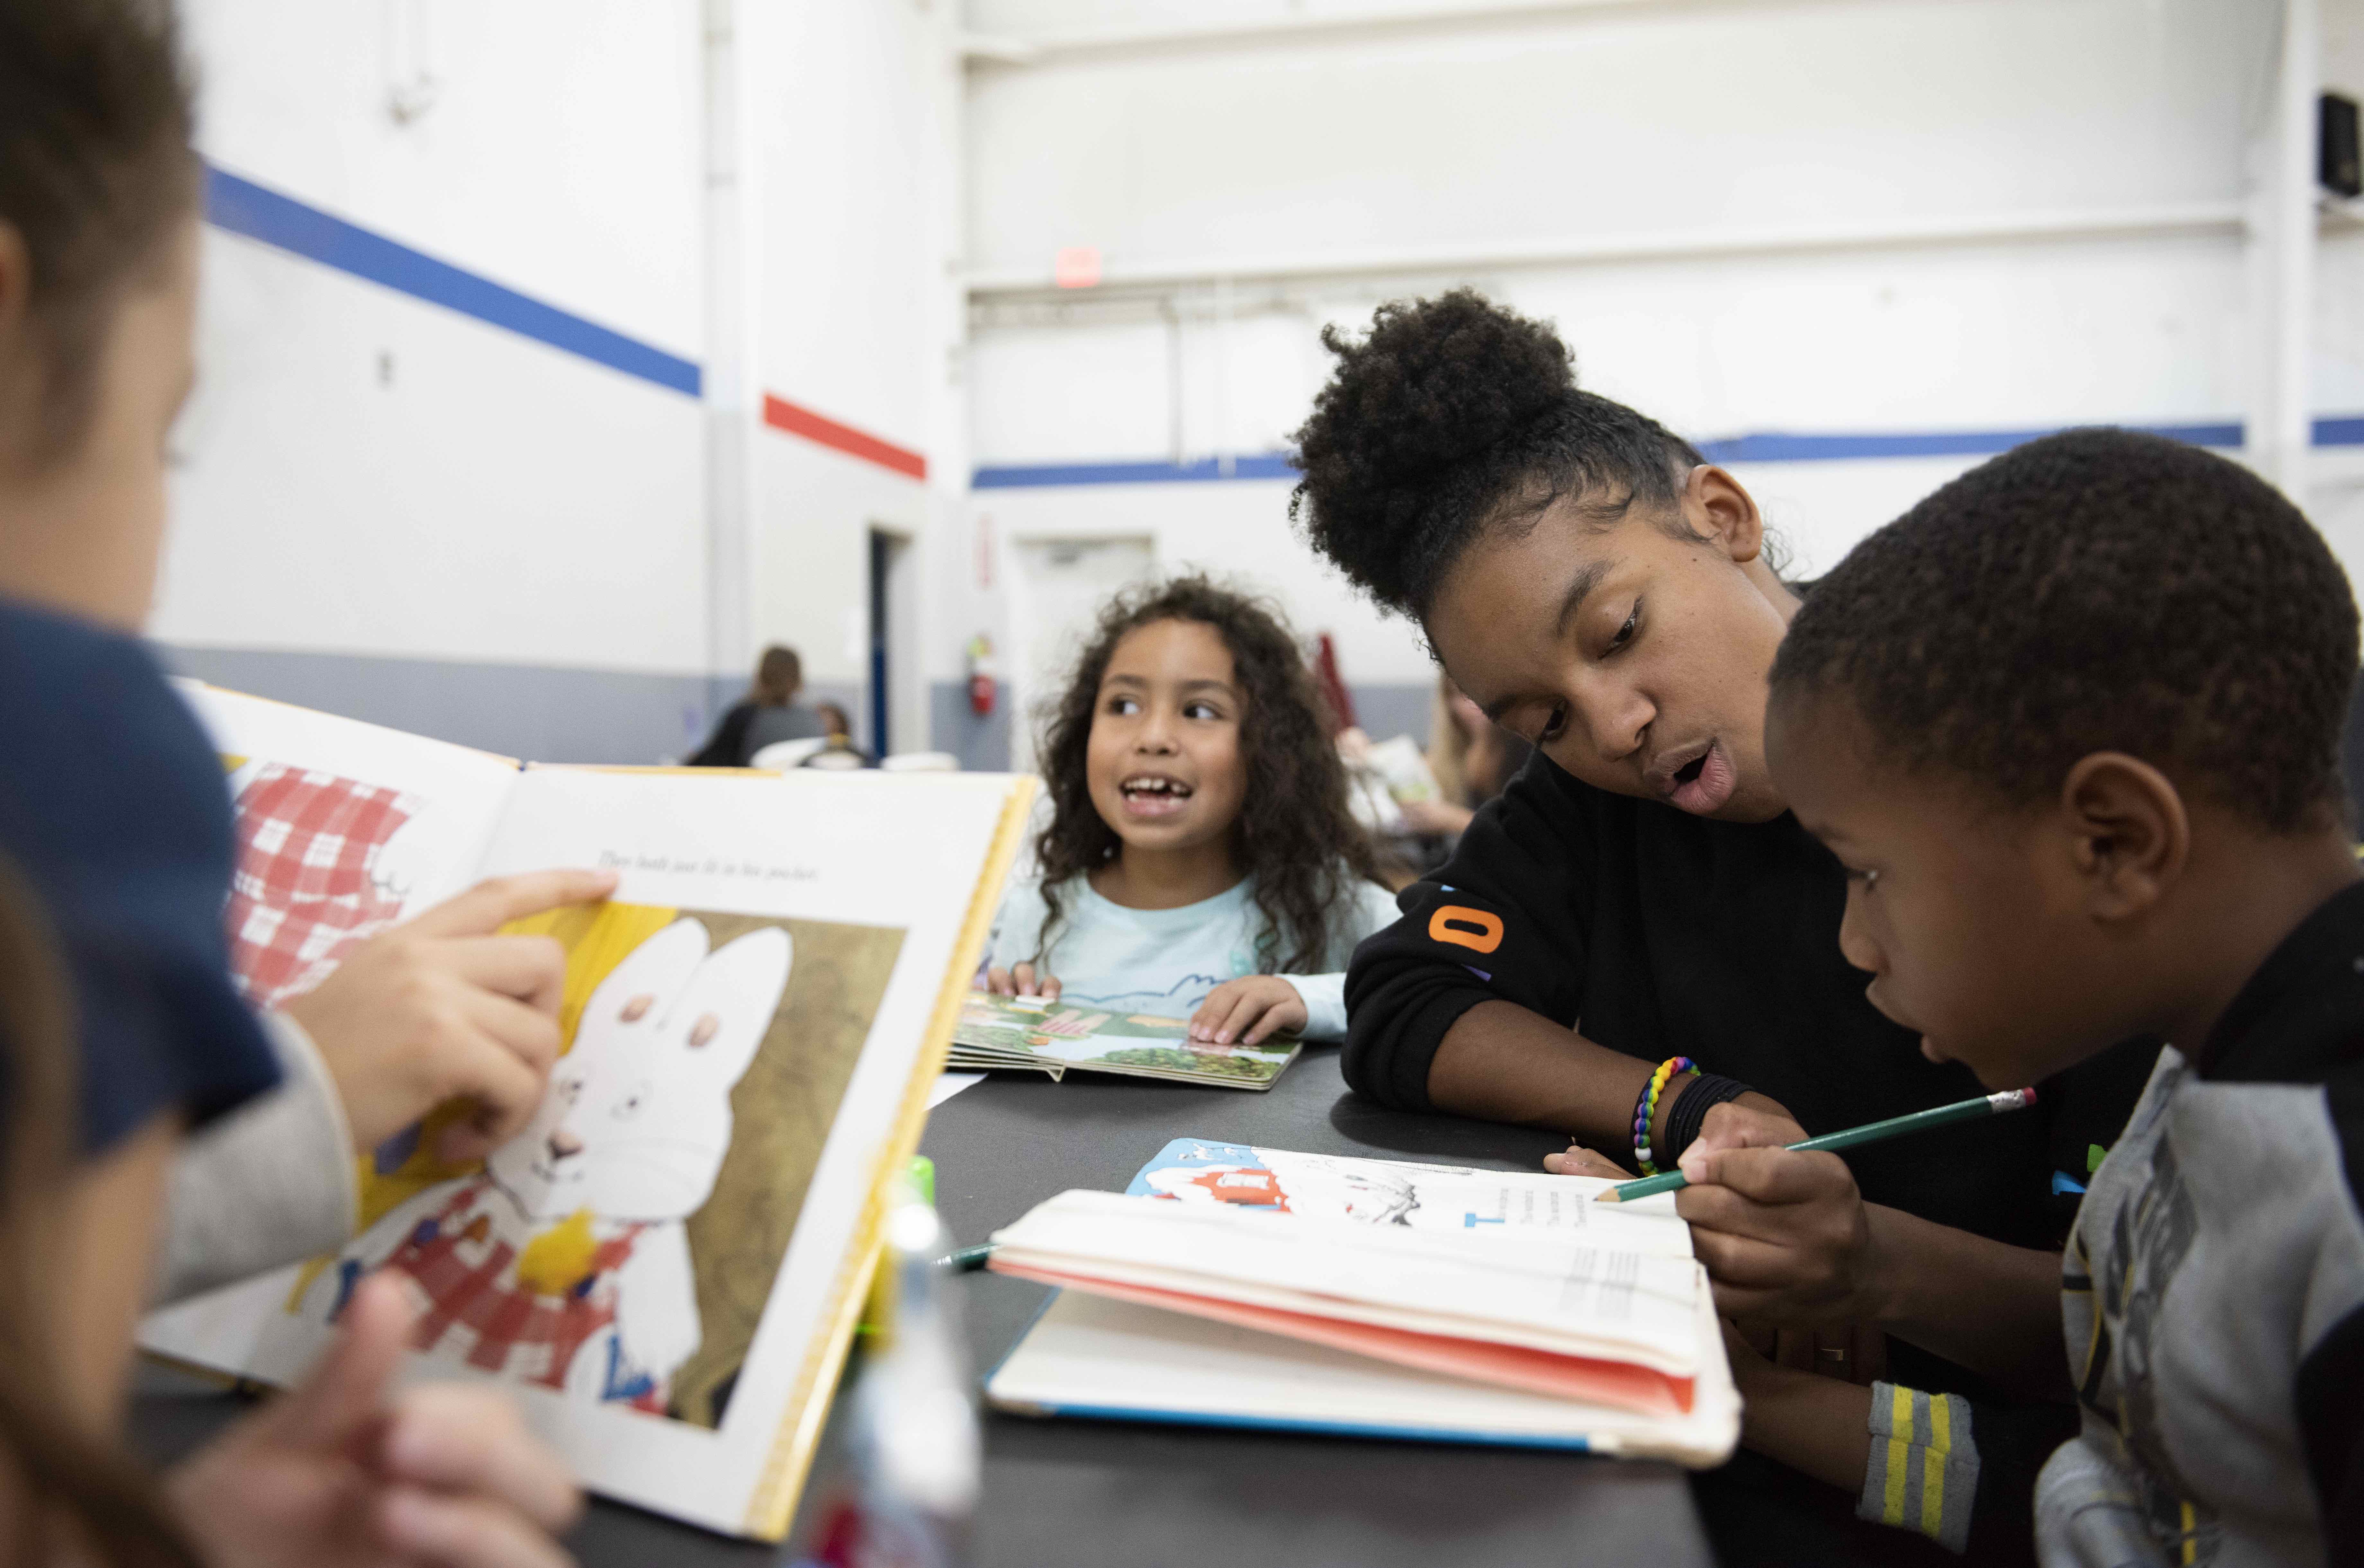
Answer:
[{"xmin": 1006, "ymin": 535, "xmax": 1156, "ymax": 775}]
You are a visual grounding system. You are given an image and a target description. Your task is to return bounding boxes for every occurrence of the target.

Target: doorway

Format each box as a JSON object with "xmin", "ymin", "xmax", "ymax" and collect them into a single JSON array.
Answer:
[
  {"xmin": 1005, "ymin": 534, "xmax": 1156, "ymax": 774},
  {"xmin": 866, "ymin": 528, "xmax": 920, "ymax": 758}
]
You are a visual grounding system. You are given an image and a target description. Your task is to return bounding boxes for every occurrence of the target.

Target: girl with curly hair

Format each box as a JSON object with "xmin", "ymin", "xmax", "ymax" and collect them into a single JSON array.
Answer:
[{"xmin": 983, "ymin": 576, "xmax": 1396, "ymax": 1047}]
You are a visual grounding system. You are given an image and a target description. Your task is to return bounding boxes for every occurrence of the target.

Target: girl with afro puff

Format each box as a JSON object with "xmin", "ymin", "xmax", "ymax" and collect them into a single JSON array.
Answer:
[{"xmin": 1292, "ymin": 290, "xmax": 2158, "ymax": 1565}]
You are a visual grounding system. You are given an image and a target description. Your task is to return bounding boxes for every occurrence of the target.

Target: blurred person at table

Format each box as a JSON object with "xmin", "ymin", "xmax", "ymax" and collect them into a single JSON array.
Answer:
[
  {"xmin": 1396, "ymin": 673, "xmax": 1532, "ymax": 842},
  {"xmin": 688, "ymin": 644, "xmax": 825, "ymax": 766}
]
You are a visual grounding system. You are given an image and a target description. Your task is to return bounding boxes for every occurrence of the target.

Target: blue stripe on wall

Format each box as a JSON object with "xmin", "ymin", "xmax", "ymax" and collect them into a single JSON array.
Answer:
[
  {"xmin": 203, "ymin": 164, "xmax": 702, "ymax": 397},
  {"xmin": 973, "ymin": 416, "xmax": 2364, "ymax": 488},
  {"xmin": 1694, "ymin": 420, "xmax": 2247, "ymax": 463},
  {"xmin": 972, "ymin": 453, "xmax": 1302, "ymax": 488}
]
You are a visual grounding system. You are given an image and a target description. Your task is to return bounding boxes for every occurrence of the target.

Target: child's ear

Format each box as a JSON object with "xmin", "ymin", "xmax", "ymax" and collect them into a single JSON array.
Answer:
[
  {"xmin": 2056, "ymin": 752, "xmax": 2189, "ymax": 921},
  {"xmin": 1683, "ymin": 465, "xmax": 1766, "ymax": 565}
]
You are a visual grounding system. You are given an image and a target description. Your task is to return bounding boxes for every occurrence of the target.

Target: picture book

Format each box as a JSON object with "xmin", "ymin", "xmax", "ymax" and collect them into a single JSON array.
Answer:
[
  {"xmin": 138, "ymin": 685, "xmax": 1034, "ymax": 1539},
  {"xmin": 948, "ymin": 991, "xmax": 1299, "ymax": 1089},
  {"xmin": 982, "ymin": 1140, "xmax": 1736, "ymax": 1467}
]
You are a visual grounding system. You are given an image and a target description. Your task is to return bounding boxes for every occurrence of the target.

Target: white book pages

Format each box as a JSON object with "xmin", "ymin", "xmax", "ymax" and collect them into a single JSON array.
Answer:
[
  {"xmin": 990, "ymin": 1189, "xmax": 1699, "ymax": 1376},
  {"xmin": 986, "ymin": 1282, "xmax": 1740, "ymax": 1469},
  {"xmin": 1125, "ymin": 1138, "xmax": 1684, "ymax": 1228}
]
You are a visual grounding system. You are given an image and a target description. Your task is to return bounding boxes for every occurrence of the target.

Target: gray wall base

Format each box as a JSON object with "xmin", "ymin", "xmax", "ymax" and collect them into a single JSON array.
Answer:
[{"xmin": 162, "ymin": 644, "xmax": 1433, "ymax": 774}]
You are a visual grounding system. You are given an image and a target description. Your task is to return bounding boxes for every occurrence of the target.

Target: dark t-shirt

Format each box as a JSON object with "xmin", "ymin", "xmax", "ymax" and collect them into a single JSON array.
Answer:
[
  {"xmin": 688, "ymin": 700, "xmax": 827, "ymax": 767},
  {"xmin": 1343, "ymin": 746, "xmax": 2159, "ymax": 1561},
  {"xmin": 0, "ymin": 599, "xmax": 279, "ymax": 1151}
]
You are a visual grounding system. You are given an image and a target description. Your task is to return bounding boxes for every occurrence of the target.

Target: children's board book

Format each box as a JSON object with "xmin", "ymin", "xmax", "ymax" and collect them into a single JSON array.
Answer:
[
  {"xmin": 948, "ymin": 990, "xmax": 1299, "ymax": 1089},
  {"xmin": 137, "ymin": 684, "xmax": 1034, "ymax": 1539},
  {"xmin": 980, "ymin": 1139, "xmax": 1738, "ymax": 1467}
]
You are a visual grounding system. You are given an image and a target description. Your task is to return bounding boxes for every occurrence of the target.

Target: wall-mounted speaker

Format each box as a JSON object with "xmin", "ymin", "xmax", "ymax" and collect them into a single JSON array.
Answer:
[{"xmin": 2326, "ymin": 92, "xmax": 2362, "ymax": 200}]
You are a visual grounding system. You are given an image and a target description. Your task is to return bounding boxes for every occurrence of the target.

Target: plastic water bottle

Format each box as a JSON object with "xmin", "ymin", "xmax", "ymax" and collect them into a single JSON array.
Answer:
[{"xmin": 841, "ymin": 1185, "xmax": 980, "ymax": 1568}]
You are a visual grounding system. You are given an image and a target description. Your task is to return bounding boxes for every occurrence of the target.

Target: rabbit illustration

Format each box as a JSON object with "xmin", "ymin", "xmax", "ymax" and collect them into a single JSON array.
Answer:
[{"xmin": 276, "ymin": 915, "xmax": 792, "ymax": 1415}]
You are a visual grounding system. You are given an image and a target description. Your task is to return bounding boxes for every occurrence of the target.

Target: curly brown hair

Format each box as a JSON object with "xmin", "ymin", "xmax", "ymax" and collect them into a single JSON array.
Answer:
[{"xmin": 1029, "ymin": 575, "xmax": 1381, "ymax": 975}]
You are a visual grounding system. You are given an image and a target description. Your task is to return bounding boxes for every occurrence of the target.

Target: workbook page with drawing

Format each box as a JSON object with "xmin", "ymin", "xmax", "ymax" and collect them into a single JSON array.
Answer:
[
  {"xmin": 141, "ymin": 687, "xmax": 1034, "ymax": 1538},
  {"xmin": 1123, "ymin": 1136, "xmax": 1681, "ymax": 1229}
]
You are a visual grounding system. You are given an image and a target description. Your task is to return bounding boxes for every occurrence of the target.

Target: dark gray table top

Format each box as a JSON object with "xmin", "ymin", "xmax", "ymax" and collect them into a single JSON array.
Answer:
[{"xmin": 132, "ymin": 1051, "xmax": 1714, "ymax": 1567}]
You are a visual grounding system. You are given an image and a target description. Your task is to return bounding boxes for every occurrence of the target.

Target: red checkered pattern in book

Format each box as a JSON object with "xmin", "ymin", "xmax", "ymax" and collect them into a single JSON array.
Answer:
[
  {"xmin": 380, "ymin": 1176, "xmax": 660, "ymax": 1410},
  {"xmin": 225, "ymin": 763, "xmax": 418, "ymax": 1009}
]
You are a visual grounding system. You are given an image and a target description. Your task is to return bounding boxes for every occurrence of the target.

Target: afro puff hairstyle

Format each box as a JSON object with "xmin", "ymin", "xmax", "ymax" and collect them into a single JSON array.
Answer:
[
  {"xmin": 1289, "ymin": 289, "xmax": 1705, "ymax": 619},
  {"xmin": 1770, "ymin": 428, "xmax": 2360, "ymax": 834}
]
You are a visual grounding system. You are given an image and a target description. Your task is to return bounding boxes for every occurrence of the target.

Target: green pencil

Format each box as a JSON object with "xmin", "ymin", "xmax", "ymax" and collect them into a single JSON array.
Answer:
[{"xmin": 1597, "ymin": 1086, "xmax": 2038, "ymax": 1203}]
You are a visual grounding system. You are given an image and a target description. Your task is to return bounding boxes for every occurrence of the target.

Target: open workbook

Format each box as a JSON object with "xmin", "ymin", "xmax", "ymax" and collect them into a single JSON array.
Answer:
[
  {"xmin": 982, "ymin": 1140, "xmax": 1738, "ymax": 1466},
  {"xmin": 137, "ymin": 686, "xmax": 1033, "ymax": 1538}
]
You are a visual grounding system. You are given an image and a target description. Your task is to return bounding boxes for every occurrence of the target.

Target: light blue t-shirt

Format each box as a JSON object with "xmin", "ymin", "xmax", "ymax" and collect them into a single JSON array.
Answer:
[{"xmin": 984, "ymin": 870, "xmax": 1401, "ymax": 1041}]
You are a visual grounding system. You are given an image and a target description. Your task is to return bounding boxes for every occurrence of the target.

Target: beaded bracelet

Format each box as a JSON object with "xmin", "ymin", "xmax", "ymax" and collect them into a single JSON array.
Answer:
[{"xmin": 1631, "ymin": 1056, "xmax": 1699, "ymax": 1175}]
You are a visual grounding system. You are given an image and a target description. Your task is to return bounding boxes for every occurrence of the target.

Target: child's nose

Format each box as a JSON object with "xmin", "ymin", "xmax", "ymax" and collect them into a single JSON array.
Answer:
[{"xmin": 547, "ymin": 1127, "xmax": 585, "ymax": 1161}]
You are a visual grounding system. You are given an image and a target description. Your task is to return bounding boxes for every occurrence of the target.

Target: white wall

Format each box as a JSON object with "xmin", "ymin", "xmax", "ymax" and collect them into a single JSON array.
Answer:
[
  {"xmin": 162, "ymin": 0, "xmax": 709, "ymax": 680},
  {"xmin": 956, "ymin": 0, "xmax": 2361, "ymax": 726},
  {"xmin": 143, "ymin": 0, "xmax": 2364, "ymax": 765},
  {"xmin": 745, "ymin": 0, "xmax": 948, "ymax": 710},
  {"xmin": 156, "ymin": 0, "xmax": 961, "ymax": 761}
]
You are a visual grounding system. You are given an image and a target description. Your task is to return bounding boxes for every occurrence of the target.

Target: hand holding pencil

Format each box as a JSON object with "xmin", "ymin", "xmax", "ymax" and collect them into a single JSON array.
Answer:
[{"xmin": 1632, "ymin": 1089, "xmax": 2036, "ymax": 1329}]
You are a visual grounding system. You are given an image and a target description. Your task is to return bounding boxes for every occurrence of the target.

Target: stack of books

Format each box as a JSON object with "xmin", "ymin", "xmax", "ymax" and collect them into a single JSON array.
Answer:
[{"xmin": 982, "ymin": 1141, "xmax": 1738, "ymax": 1465}]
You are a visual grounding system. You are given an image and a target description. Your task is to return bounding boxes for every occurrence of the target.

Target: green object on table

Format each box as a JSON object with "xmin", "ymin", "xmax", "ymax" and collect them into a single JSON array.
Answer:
[
  {"xmin": 940, "ymin": 1243, "xmax": 994, "ymax": 1272},
  {"xmin": 857, "ymin": 1158, "xmax": 945, "ymax": 1336},
  {"xmin": 1599, "ymin": 1086, "xmax": 2040, "ymax": 1203}
]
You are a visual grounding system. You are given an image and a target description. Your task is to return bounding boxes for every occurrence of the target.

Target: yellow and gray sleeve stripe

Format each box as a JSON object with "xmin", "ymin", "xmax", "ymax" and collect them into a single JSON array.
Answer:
[{"xmin": 1857, "ymin": 1381, "xmax": 1979, "ymax": 1554}]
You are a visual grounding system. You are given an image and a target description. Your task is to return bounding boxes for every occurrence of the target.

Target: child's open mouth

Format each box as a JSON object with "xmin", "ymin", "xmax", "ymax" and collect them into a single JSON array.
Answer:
[{"xmin": 1119, "ymin": 774, "xmax": 1194, "ymax": 818}]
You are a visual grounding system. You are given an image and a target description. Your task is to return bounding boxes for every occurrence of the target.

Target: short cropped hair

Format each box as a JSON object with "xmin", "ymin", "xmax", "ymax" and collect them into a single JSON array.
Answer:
[{"xmin": 1770, "ymin": 428, "xmax": 2360, "ymax": 833}]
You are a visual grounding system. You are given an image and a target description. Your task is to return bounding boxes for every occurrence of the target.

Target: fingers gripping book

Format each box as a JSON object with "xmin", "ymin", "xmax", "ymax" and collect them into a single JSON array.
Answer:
[{"xmin": 139, "ymin": 685, "xmax": 1034, "ymax": 1538}]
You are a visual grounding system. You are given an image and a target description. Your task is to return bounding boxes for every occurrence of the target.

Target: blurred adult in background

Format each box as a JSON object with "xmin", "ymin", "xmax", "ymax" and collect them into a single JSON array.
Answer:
[
  {"xmin": 1398, "ymin": 674, "xmax": 1531, "ymax": 840},
  {"xmin": 689, "ymin": 643, "xmax": 824, "ymax": 766}
]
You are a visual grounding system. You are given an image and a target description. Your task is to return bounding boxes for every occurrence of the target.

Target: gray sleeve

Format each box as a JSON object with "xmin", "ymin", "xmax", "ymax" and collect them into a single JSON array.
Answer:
[
  {"xmin": 151, "ymin": 1012, "xmax": 358, "ymax": 1306},
  {"xmin": 1858, "ymin": 1381, "xmax": 1981, "ymax": 1555}
]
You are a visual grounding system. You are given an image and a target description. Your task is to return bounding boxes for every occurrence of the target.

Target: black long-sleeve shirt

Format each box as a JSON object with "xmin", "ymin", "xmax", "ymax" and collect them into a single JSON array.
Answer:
[{"xmin": 1343, "ymin": 748, "xmax": 2159, "ymax": 1562}]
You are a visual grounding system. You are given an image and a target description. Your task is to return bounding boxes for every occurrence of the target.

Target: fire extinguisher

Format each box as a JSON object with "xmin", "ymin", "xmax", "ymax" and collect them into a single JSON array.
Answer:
[{"xmin": 965, "ymin": 634, "xmax": 999, "ymax": 717}]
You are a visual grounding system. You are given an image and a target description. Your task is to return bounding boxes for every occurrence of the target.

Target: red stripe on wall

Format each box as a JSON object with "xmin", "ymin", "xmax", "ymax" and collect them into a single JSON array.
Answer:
[{"xmin": 761, "ymin": 394, "xmax": 927, "ymax": 480}]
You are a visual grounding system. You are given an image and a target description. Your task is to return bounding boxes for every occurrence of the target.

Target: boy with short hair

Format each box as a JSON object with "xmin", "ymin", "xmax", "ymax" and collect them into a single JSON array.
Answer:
[{"xmin": 1757, "ymin": 427, "xmax": 2364, "ymax": 1565}]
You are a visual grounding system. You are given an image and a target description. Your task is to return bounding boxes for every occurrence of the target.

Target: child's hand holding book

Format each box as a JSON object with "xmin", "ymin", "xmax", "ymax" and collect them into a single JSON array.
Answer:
[{"xmin": 1188, "ymin": 976, "xmax": 1306, "ymax": 1046}]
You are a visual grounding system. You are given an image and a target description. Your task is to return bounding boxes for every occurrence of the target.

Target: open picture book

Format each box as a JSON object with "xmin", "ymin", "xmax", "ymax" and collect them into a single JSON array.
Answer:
[
  {"xmin": 982, "ymin": 1139, "xmax": 1738, "ymax": 1467},
  {"xmin": 948, "ymin": 991, "xmax": 1300, "ymax": 1088},
  {"xmin": 137, "ymin": 685, "xmax": 1033, "ymax": 1538}
]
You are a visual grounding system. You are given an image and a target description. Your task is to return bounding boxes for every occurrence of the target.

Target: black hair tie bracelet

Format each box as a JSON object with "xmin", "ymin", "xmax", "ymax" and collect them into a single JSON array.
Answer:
[{"xmin": 1661, "ymin": 1073, "xmax": 1754, "ymax": 1165}]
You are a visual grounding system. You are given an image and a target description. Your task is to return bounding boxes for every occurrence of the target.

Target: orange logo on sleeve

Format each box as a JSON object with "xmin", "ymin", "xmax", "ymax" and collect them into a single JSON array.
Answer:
[{"xmin": 1428, "ymin": 905, "xmax": 1504, "ymax": 954}]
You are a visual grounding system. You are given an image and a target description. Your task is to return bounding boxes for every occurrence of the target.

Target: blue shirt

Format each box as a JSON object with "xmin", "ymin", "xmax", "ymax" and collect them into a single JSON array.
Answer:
[
  {"xmin": 985, "ymin": 869, "xmax": 1400, "ymax": 1041},
  {"xmin": 0, "ymin": 599, "xmax": 278, "ymax": 1151}
]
